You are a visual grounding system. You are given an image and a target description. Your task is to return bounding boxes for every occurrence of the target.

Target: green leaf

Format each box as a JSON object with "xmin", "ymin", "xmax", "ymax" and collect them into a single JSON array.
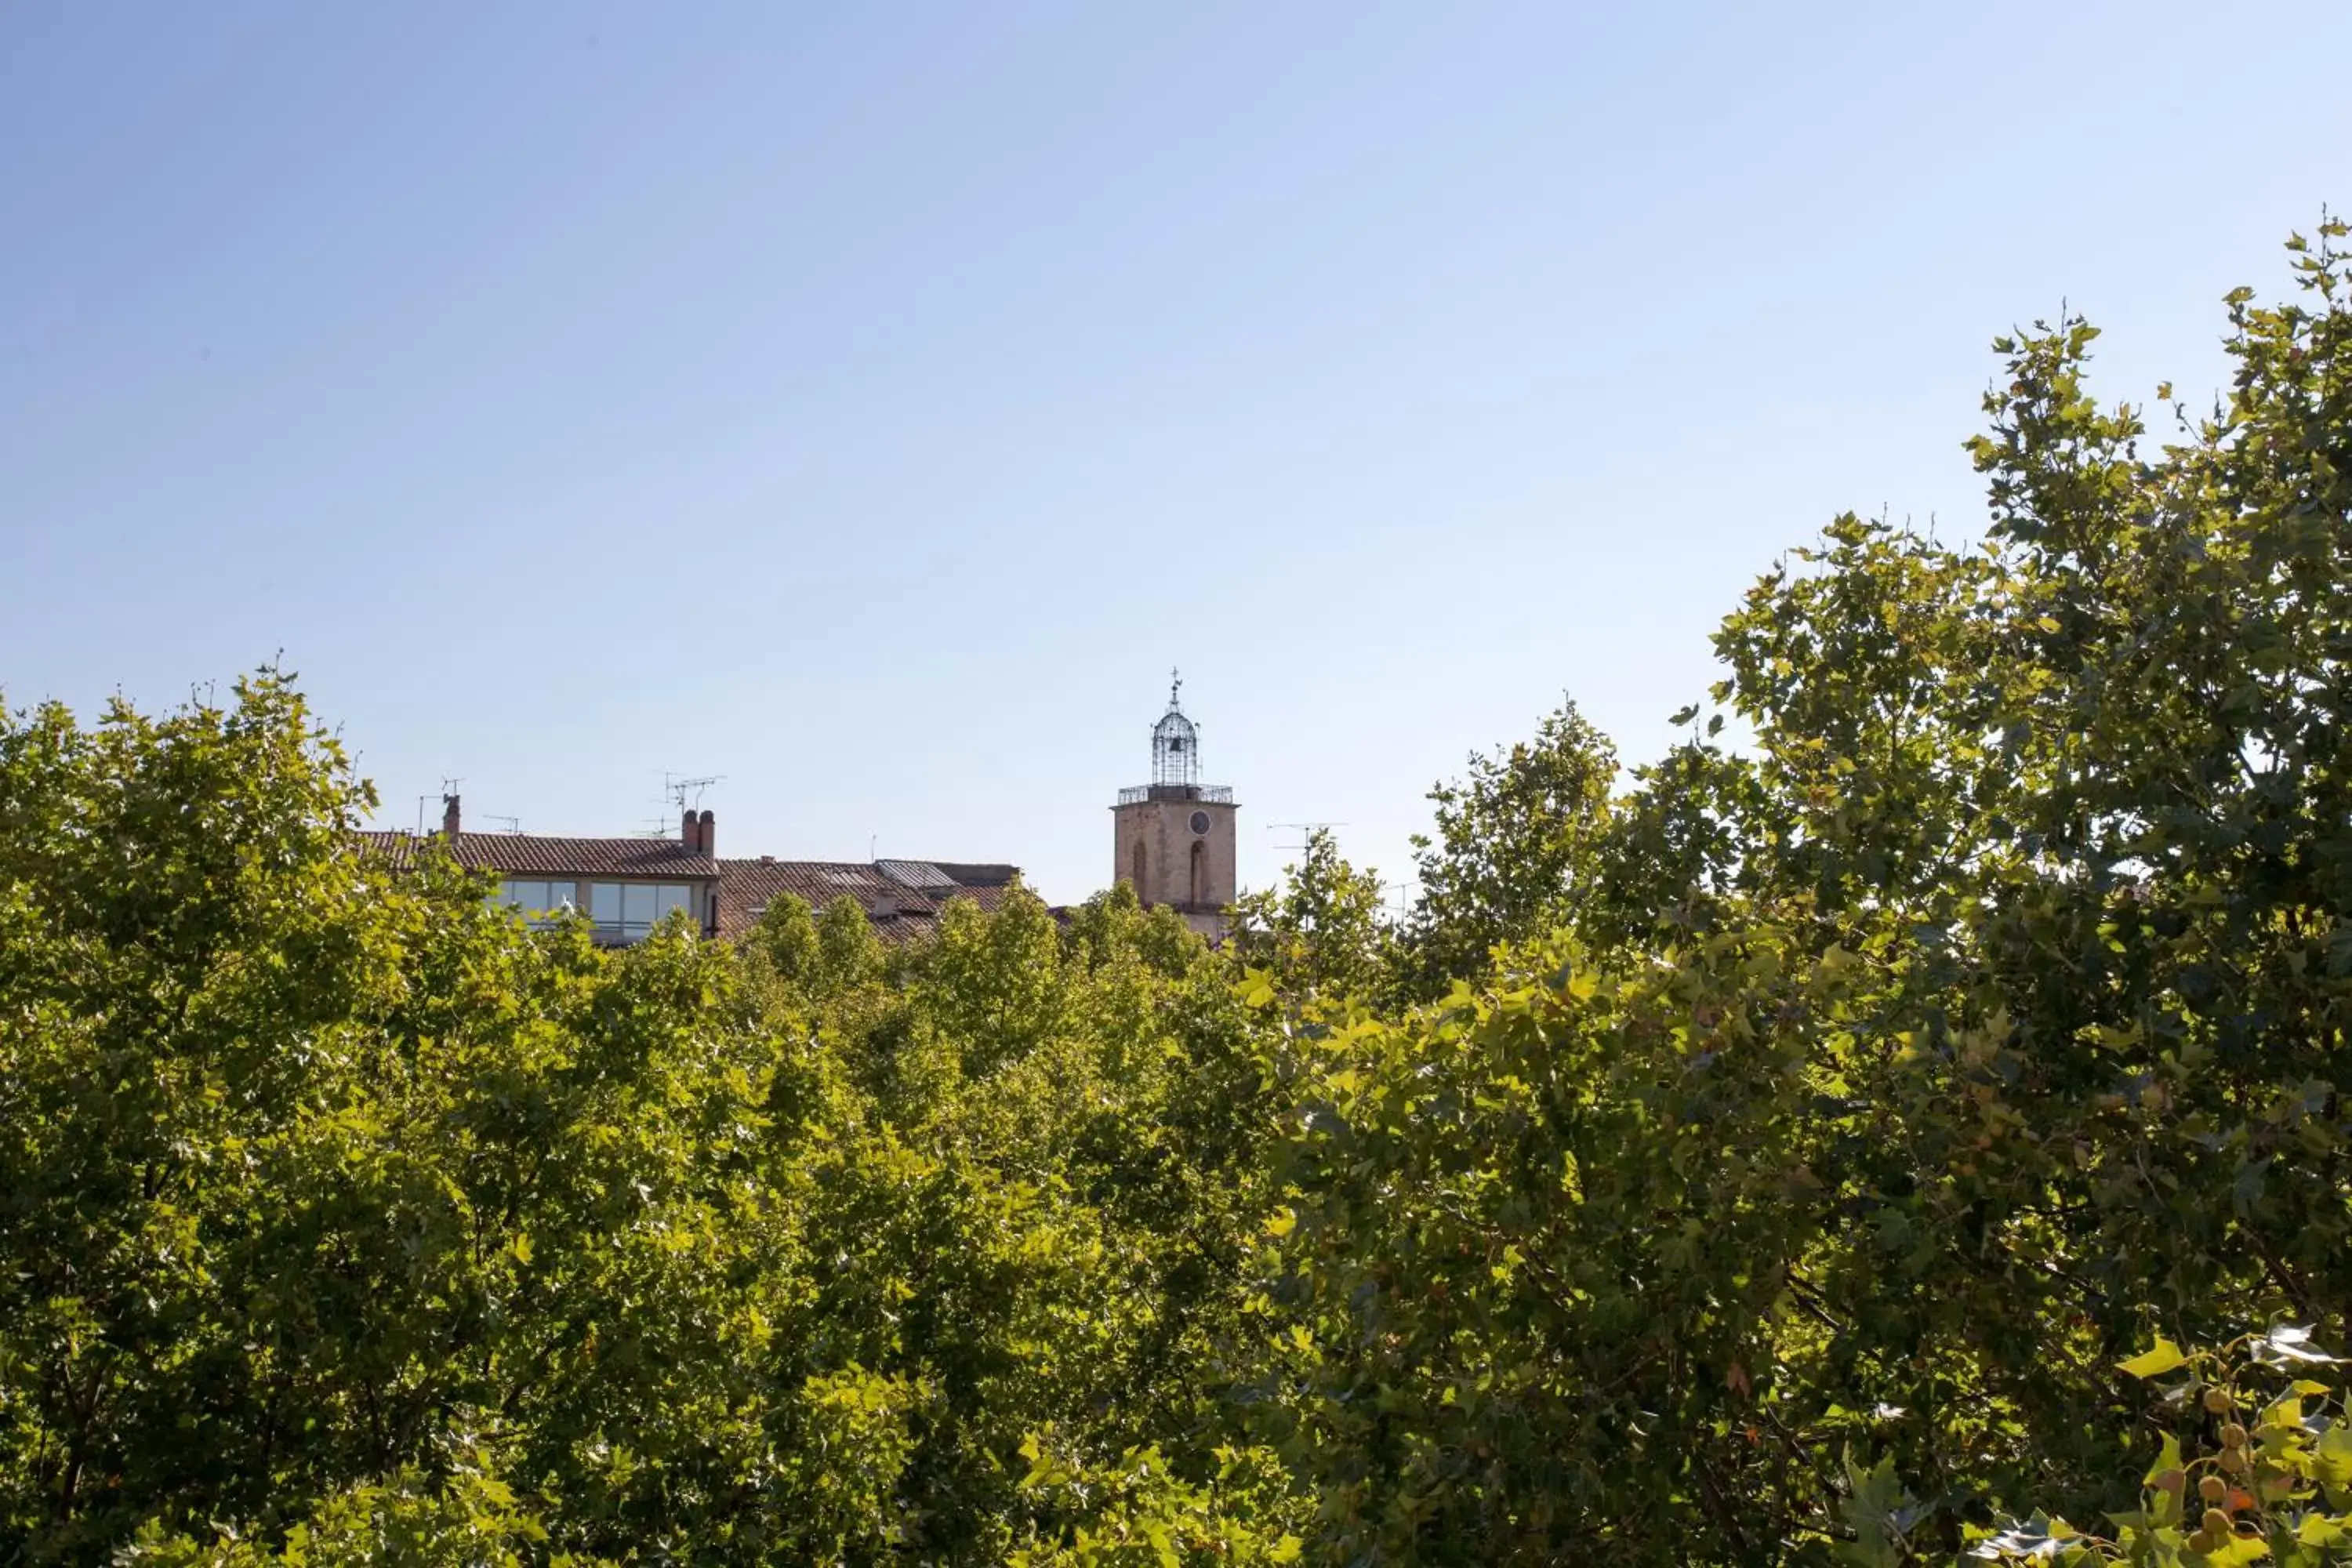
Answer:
[
  {"xmin": 2118, "ymin": 1338, "xmax": 2189, "ymax": 1378},
  {"xmin": 2143, "ymin": 1432, "xmax": 2183, "ymax": 1488},
  {"xmin": 2204, "ymin": 1533, "xmax": 2270, "ymax": 1565}
]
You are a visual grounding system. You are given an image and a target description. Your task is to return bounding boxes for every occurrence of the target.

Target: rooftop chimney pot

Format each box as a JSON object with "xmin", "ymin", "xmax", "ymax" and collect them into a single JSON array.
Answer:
[
  {"xmin": 441, "ymin": 793, "xmax": 460, "ymax": 838},
  {"xmin": 698, "ymin": 808, "xmax": 715, "ymax": 858}
]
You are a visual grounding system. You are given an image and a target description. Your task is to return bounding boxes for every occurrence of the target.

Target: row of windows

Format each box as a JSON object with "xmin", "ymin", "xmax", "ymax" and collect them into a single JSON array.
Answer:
[{"xmin": 495, "ymin": 880, "xmax": 702, "ymax": 943}]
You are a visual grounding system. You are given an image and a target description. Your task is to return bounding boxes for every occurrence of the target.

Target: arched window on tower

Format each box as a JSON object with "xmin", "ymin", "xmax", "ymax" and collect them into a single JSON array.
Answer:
[
  {"xmin": 1189, "ymin": 840, "xmax": 1205, "ymax": 906},
  {"xmin": 1132, "ymin": 841, "xmax": 1147, "ymax": 898}
]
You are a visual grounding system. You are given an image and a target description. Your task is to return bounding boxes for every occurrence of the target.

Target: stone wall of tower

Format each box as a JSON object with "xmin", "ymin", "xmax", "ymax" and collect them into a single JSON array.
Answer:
[{"xmin": 1113, "ymin": 796, "xmax": 1238, "ymax": 938}]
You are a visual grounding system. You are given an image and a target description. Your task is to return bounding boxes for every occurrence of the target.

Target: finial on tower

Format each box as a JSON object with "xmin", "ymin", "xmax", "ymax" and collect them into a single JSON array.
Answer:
[{"xmin": 1169, "ymin": 667, "xmax": 1182, "ymax": 709}]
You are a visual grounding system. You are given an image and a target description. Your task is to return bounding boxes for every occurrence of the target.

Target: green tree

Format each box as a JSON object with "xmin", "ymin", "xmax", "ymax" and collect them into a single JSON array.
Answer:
[
  {"xmin": 0, "ymin": 673, "xmax": 1272, "ymax": 1565},
  {"xmin": 1251, "ymin": 216, "xmax": 2352, "ymax": 1563},
  {"xmin": 816, "ymin": 891, "xmax": 888, "ymax": 992},
  {"xmin": 748, "ymin": 888, "xmax": 821, "ymax": 986},
  {"xmin": 1228, "ymin": 829, "xmax": 1393, "ymax": 1004},
  {"xmin": 1396, "ymin": 699, "xmax": 1617, "ymax": 997}
]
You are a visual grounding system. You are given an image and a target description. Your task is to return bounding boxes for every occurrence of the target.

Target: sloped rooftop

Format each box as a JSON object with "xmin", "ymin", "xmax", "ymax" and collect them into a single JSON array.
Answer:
[{"xmin": 355, "ymin": 830, "xmax": 1020, "ymax": 944}]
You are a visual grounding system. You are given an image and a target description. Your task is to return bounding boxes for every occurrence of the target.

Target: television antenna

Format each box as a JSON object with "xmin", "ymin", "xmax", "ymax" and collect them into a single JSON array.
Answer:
[
  {"xmin": 485, "ymin": 815, "xmax": 521, "ymax": 835},
  {"xmin": 417, "ymin": 775, "xmax": 464, "ymax": 835},
  {"xmin": 1269, "ymin": 821, "xmax": 1348, "ymax": 855},
  {"xmin": 664, "ymin": 772, "xmax": 723, "ymax": 812}
]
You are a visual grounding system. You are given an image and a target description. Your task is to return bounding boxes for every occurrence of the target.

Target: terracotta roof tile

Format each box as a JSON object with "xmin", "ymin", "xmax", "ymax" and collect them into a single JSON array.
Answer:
[{"xmin": 356, "ymin": 830, "xmax": 717, "ymax": 877}]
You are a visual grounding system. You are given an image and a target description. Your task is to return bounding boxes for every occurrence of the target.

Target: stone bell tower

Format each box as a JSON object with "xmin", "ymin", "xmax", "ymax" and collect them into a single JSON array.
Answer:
[{"xmin": 1113, "ymin": 671, "xmax": 1239, "ymax": 939}]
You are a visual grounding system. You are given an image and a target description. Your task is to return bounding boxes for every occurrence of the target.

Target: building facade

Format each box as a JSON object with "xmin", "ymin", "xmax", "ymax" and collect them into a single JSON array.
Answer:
[
  {"xmin": 362, "ymin": 683, "xmax": 1244, "ymax": 945},
  {"xmin": 1111, "ymin": 676, "xmax": 1239, "ymax": 939},
  {"xmin": 360, "ymin": 797, "xmax": 1018, "ymax": 946}
]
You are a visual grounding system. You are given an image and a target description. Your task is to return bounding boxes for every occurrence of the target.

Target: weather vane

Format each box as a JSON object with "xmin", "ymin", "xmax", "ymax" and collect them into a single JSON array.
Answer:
[{"xmin": 1169, "ymin": 666, "xmax": 1182, "ymax": 707}]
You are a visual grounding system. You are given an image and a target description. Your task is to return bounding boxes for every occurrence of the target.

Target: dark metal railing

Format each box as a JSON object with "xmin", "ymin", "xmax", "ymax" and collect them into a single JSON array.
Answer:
[{"xmin": 1116, "ymin": 784, "xmax": 1234, "ymax": 806}]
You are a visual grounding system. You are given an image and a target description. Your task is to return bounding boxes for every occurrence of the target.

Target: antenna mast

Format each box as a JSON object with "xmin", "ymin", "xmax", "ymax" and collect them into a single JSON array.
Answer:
[
  {"xmin": 1269, "ymin": 821, "xmax": 1348, "ymax": 855},
  {"xmin": 420, "ymin": 776, "xmax": 464, "ymax": 835},
  {"xmin": 663, "ymin": 772, "xmax": 723, "ymax": 814}
]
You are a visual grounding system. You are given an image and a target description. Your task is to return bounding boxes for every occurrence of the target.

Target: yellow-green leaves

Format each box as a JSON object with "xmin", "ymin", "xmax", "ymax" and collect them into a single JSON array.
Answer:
[{"xmin": 2118, "ymin": 1339, "xmax": 2190, "ymax": 1379}]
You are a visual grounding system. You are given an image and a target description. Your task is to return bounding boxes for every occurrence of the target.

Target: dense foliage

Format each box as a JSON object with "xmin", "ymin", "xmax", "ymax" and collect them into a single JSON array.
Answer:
[{"xmin": 3, "ymin": 219, "xmax": 2349, "ymax": 1564}]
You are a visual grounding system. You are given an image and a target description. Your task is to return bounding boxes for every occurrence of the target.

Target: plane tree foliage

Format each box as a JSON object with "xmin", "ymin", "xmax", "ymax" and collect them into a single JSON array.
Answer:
[
  {"xmin": 3, "ymin": 219, "xmax": 2350, "ymax": 1565},
  {"xmin": 1247, "ymin": 216, "xmax": 2352, "ymax": 1563},
  {"xmin": 0, "ymin": 679, "xmax": 1274, "ymax": 1565},
  {"xmin": 1389, "ymin": 699, "xmax": 1617, "ymax": 1001},
  {"xmin": 1228, "ymin": 828, "xmax": 1393, "ymax": 1006}
]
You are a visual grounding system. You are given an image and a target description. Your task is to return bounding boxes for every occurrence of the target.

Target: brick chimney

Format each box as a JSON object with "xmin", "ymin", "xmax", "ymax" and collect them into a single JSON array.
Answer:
[
  {"xmin": 681, "ymin": 807, "xmax": 698, "ymax": 848},
  {"xmin": 698, "ymin": 808, "xmax": 715, "ymax": 858},
  {"xmin": 441, "ymin": 793, "xmax": 461, "ymax": 838}
]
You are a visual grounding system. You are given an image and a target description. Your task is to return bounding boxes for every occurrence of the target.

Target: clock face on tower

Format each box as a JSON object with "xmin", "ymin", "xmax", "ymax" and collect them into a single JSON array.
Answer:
[{"xmin": 1189, "ymin": 811, "xmax": 1212, "ymax": 836}]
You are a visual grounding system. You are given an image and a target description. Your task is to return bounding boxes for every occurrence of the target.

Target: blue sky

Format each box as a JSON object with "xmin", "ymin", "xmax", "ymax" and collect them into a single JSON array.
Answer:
[{"xmin": 4, "ymin": 3, "xmax": 2347, "ymax": 906}]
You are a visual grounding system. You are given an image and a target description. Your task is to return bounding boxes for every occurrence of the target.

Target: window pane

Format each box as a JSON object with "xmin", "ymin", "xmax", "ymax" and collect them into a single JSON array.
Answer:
[
  {"xmin": 590, "ymin": 884, "xmax": 622, "ymax": 924},
  {"xmin": 547, "ymin": 882, "xmax": 577, "ymax": 911},
  {"xmin": 622, "ymin": 884, "xmax": 655, "ymax": 925},
  {"xmin": 654, "ymin": 885, "xmax": 689, "ymax": 920}
]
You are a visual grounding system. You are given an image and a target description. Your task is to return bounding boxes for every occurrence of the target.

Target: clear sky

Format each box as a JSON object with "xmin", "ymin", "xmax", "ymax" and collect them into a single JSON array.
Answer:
[{"xmin": 4, "ymin": 3, "xmax": 2347, "ymax": 906}]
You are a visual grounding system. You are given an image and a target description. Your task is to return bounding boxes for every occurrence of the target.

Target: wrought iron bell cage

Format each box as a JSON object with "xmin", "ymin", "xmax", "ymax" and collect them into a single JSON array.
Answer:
[
  {"xmin": 1121, "ymin": 671, "xmax": 1229, "ymax": 804},
  {"xmin": 1152, "ymin": 705, "xmax": 1200, "ymax": 789}
]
